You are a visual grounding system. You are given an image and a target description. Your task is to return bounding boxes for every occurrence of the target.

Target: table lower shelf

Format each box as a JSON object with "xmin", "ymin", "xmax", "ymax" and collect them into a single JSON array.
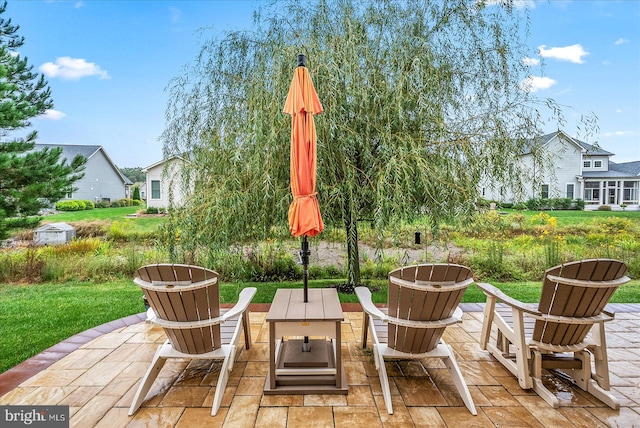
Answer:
[{"xmin": 264, "ymin": 339, "xmax": 348, "ymax": 395}]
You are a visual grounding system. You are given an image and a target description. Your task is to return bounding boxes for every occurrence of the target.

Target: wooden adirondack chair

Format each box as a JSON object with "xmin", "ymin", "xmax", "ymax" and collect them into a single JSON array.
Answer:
[
  {"xmin": 478, "ymin": 259, "xmax": 630, "ymax": 409},
  {"xmin": 355, "ymin": 263, "xmax": 477, "ymax": 415},
  {"xmin": 128, "ymin": 264, "xmax": 256, "ymax": 416}
]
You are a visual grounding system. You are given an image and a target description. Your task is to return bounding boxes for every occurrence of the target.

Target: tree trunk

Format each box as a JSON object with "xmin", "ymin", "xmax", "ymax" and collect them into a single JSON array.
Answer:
[{"xmin": 343, "ymin": 187, "xmax": 361, "ymax": 287}]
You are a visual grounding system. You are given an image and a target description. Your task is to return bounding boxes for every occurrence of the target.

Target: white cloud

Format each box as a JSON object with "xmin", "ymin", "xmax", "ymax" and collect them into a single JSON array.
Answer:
[
  {"xmin": 521, "ymin": 76, "xmax": 556, "ymax": 93},
  {"xmin": 602, "ymin": 60, "xmax": 611, "ymax": 65},
  {"xmin": 614, "ymin": 38, "xmax": 629, "ymax": 45},
  {"xmin": 39, "ymin": 109, "xmax": 66, "ymax": 120},
  {"xmin": 615, "ymin": 109, "xmax": 622, "ymax": 113},
  {"xmin": 39, "ymin": 57, "xmax": 110, "ymax": 80},
  {"xmin": 523, "ymin": 57, "xmax": 539, "ymax": 66},
  {"xmin": 481, "ymin": 0, "xmax": 534, "ymax": 9},
  {"xmin": 169, "ymin": 7, "xmax": 182, "ymax": 23},
  {"xmin": 602, "ymin": 131, "xmax": 635, "ymax": 137},
  {"xmin": 538, "ymin": 44, "xmax": 589, "ymax": 64}
]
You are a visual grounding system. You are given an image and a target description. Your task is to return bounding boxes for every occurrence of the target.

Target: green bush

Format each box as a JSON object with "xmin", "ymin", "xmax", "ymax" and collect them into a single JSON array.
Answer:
[
  {"xmin": 146, "ymin": 206, "xmax": 159, "ymax": 214},
  {"xmin": 55, "ymin": 200, "xmax": 95, "ymax": 211},
  {"xmin": 598, "ymin": 205, "xmax": 612, "ymax": 211},
  {"xmin": 95, "ymin": 201, "xmax": 111, "ymax": 208},
  {"xmin": 56, "ymin": 200, "xmax": 80, "ymax": 211}
]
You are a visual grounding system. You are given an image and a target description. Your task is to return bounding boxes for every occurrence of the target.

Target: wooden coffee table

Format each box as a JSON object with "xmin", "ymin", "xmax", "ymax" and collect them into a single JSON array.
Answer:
[{"xmin": 264, "ymin": 288, "xmax": 347, "ymax": 394}]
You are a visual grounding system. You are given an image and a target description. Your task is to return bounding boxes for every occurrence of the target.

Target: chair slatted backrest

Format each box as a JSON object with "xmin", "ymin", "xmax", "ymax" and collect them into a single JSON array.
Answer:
[
  {"xmin": 387, "ymin": 264, "xmax": 473, "ymax": 353},
  {"xmin": 533, "ymin": 259, "xmax": 629, "ymax": 346},
  {"xmin": 135, "ymin": 264, "xmax": 221, "ymax": 354}
]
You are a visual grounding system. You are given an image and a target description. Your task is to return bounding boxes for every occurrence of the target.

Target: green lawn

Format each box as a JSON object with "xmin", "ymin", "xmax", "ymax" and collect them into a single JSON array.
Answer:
[
  {"xmin": 43, "ymin": 206, "xmax": 165, "ymax": 234},
  {"xmin": 503, "ymin": 208, "xmax": 640, "ymax": 227},
  {"xmin": 2, "ymin": 278, "xmax": 638, "ymax": 374}
]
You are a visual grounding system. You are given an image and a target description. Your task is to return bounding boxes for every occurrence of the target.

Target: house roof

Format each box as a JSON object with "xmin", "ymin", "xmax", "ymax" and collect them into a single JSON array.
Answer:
[
  {"xmin": 142, "ymin": 155, "xmax": 185, "ymax": 173},
  {"xmin": 526, "ymin": 131, "xmax": 614, "ymax": 156},
  {"xmin": 610, "ymin": 161, "xmax": 640, "ymax": 176},
  {"xmin": 33, "ymin": 144, "xmax": 133, "ymax": 185},
  {"xmin": 35, "ymin": 222, "xmax": 75, "ymax": 232}
]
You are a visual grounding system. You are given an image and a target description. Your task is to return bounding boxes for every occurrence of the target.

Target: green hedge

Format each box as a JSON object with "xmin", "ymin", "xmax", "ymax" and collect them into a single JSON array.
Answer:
[{"xmin": 56, "ymin": 200, "xmax": 95, "ymax": 211}]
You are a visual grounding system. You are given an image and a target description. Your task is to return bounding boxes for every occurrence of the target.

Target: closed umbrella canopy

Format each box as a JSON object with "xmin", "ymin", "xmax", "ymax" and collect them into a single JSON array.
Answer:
[{"xmin": 283, "ymin": 63, "xmax": 324, "ymax": 238}]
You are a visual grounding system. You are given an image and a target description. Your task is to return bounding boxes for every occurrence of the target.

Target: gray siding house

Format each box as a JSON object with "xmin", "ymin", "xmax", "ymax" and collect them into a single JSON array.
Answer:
[
  {"xmin": 482, "ymin": 131, "xmax": 640, "ymax": 210},
  {"xmin": 34, "ymin": 144, "xmax": 132, "ymax": 204}
]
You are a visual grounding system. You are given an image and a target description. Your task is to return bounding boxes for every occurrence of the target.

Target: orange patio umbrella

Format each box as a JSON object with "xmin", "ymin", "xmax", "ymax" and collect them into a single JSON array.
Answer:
[{"xmin": 283, "ymin": 54, "xmax": 323, "ymax": 303}]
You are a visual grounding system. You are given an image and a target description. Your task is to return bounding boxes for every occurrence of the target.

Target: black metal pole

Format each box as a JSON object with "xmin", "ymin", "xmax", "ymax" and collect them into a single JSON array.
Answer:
[
  {"xmin": 301, "ymin": 236, "xmax": 310, "ymax": 303},
  {"xmin": 297, "ymin": 53, "xmax": 306, "ymax": 67}
]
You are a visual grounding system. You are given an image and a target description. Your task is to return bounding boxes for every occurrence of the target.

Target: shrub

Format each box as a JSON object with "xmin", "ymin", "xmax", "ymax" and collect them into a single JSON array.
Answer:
[
  {"xmin": 573, "ymin": 199, "xmax": 585, "ymax": 210},
  {"xmin": 117, "ymin": 198, "xmax": 135, "ymax": 207},
  {"xmin": 95, "ymin": 201, "xmax": 111, "ymax": 208},
  {"xmin": 598, "ymin": 205, "xmax": 612, "ymax": 211},
  {"xmin": 56, "ymin": 200, "xmax": 80, "ymax": 211},
  {"xmin": 526, "ymin": 198, "xmax": 541, "ymax": 210},
  {"xmin": 146, "ymin": 207, "xmax": 159, "ymax": 214},
  {"xmin": 82, "ymin": 200, "xmax": 95, "ymax": 210}
]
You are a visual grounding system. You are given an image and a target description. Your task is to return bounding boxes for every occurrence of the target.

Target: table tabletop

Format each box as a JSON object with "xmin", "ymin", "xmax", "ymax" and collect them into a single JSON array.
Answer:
[{"xmin": 266, "ymin": 288, "xmax": 343, "ymax": 322}]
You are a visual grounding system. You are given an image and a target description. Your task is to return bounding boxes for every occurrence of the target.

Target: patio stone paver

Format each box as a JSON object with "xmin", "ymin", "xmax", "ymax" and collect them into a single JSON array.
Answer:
[{"xmin": 1, "ymin": 304, "xmax": 639, "ymax": 427}]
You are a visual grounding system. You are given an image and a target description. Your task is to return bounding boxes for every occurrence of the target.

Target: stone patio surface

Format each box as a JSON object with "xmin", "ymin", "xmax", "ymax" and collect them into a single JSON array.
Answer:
[{"xmin": 1, "ymin": 303, "xmax": 639, "ymax": 427}]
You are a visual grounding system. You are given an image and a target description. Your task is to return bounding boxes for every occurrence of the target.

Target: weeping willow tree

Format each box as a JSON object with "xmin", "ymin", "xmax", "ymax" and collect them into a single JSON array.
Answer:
[{"xmin": 162, "ymin": 0, "xmax": 556, "ymax": 286}]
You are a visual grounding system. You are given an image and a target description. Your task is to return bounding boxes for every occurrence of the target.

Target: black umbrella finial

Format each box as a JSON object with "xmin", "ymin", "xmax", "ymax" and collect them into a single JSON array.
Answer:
[{"xmin": 297, "ymin": 54, "xmax": 306, "ymax": 67}]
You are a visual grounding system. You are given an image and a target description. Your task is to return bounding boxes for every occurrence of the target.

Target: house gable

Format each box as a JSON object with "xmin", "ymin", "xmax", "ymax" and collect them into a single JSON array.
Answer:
[{"xmin": 33, "ymin": 144, "xmax": 131, "ymax": 203}]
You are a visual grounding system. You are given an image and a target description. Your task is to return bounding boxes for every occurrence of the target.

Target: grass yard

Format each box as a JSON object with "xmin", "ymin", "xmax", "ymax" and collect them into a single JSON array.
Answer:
[
  {"xmin": 41, "ymin": 206, "xmax": 165, "ymax": 234},
  {"xmin": 2, "ymin": 277, "xmax": 639, "ymax": 373}
]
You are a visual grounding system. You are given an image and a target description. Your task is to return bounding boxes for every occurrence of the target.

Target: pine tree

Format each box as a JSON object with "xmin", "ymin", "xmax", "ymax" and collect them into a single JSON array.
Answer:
[{"xmin": 0, "ymin": 1, "xmax": 85, "ymax": 238}]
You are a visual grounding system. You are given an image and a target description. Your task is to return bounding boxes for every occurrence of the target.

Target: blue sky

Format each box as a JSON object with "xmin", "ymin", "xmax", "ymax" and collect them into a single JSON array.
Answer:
[{"xmin": 8, "ymin": 0, "xmax": 640, "ymax": 168}]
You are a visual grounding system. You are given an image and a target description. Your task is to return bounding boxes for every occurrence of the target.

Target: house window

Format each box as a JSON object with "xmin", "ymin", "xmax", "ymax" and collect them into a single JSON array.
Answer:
[
  {"xmin": 151, "ymin": 180, "xmax": 161, "ymax": 199},
  {"xmin": 594, "ymin": 160, "xmax": 602, "ymax": 168},
  {"xmin": 584, "ymin": 182, "xmax": 600, "ymax": 203},
  {"xmin": 64, "ymin": 187, "xmax": 73, "ymax": 199},
  {"xmin": 541, "ymin": 184, "xmax": 549, "ymax": 199},
  {"xmin": 583, "ymin": 160, "xmax": 591, "ymax": 168},
  {"xmin": 566, "ymin": 184, "xmax": 574, "ymax": 199},
  {"xmin": 622, "ymin": 181, "xmax": 638, "ymax": 203}
]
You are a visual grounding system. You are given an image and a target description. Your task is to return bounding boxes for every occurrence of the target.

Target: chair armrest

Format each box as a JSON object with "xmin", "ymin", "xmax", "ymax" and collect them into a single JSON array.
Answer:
[
  {"xmin": 221, "ymin": 287, "xmax": 257, "ymax": 322},
  {"xmin": 476, "ymin": 282, "xmax": 540, "ymax": 316},
  {"xmin": 355, "ymin": 287, "xmax": 387, "ymax": 320},
  {"xmin": 149, "ymin": 287, "xmax": 257, "ymax": 330}
]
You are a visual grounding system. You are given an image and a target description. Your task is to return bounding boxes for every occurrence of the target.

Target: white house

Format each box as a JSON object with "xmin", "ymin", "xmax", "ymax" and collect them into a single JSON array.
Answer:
[
  {"xmin": 142, "ymin": 156, "xmax": 187, "ymax": 209},
  {"xmin": 482, "ymin": 131, "xmax": 640, "ymax": 210}
]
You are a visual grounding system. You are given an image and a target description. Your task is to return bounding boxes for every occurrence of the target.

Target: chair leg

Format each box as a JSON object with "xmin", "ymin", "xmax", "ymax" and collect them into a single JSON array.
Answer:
[
  {"xmin": 480, "ymin": 296, "xmax": 496, "ymax": 349},
  {"xmin": 242, "ymin": 311, "xmax": 252, "ymax": 350},
  {"xmin": 129, "ymin": 343, "xmax": 169, "ymax": 415},
  {"xmin": 512, "ymin": 308, "xmax": 533, "ymax": 390},
  {"xmin": 375, "ymin": 344, "xmax": 393, "ymax": 414},
  {"xmin": 531, "ymin": 349, "xmax": 559, "ymax": 408},
  {"xmin": 211, "ymin": 346, "xmax": 235, "ymax": 416},
  {"xmin": 443, "ymin": 344, "xmax": 477, "ymax": 415},
  {"xmin": 361, "ymin": 312, "xmax": 369, "ymax": 348},
  {"xmin": 575, "ymin": 350, "xmax": 620, "ymax": 410}
]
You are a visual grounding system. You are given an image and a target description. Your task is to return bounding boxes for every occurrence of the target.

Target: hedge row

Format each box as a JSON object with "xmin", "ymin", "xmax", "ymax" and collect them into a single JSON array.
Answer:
[{"xmin": 56, "ymin": 200, "xmax": 95, "ymax": 211}]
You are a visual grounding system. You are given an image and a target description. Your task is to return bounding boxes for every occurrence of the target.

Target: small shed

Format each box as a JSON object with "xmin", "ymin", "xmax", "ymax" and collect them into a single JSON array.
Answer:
[{"xmin": 34, "ymin": 222, "xmax": 76, "ymax": 246}]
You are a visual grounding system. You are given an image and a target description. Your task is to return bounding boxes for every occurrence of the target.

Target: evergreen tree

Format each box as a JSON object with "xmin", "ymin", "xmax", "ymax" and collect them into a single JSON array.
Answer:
[
  {"xmin": 132, "ymin": 185, "xmax": 141, "ymax": 201},
  {"xmin": 120, "ymin": 167, "xmax": 145, "ymax": 183},
  {"xmin": 0, "ymin": 1, "xmax": 85, "ymax": 238}
]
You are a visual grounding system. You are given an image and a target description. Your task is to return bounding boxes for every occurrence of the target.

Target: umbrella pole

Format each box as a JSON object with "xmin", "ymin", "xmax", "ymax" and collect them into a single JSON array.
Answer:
[
  {"xmin": 301, "ymin": 236, "xmax": 310, "ymax": 303},
  {"xmin": 301, "ymin": 235, "xmax": 311, "ymax": 352}
]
